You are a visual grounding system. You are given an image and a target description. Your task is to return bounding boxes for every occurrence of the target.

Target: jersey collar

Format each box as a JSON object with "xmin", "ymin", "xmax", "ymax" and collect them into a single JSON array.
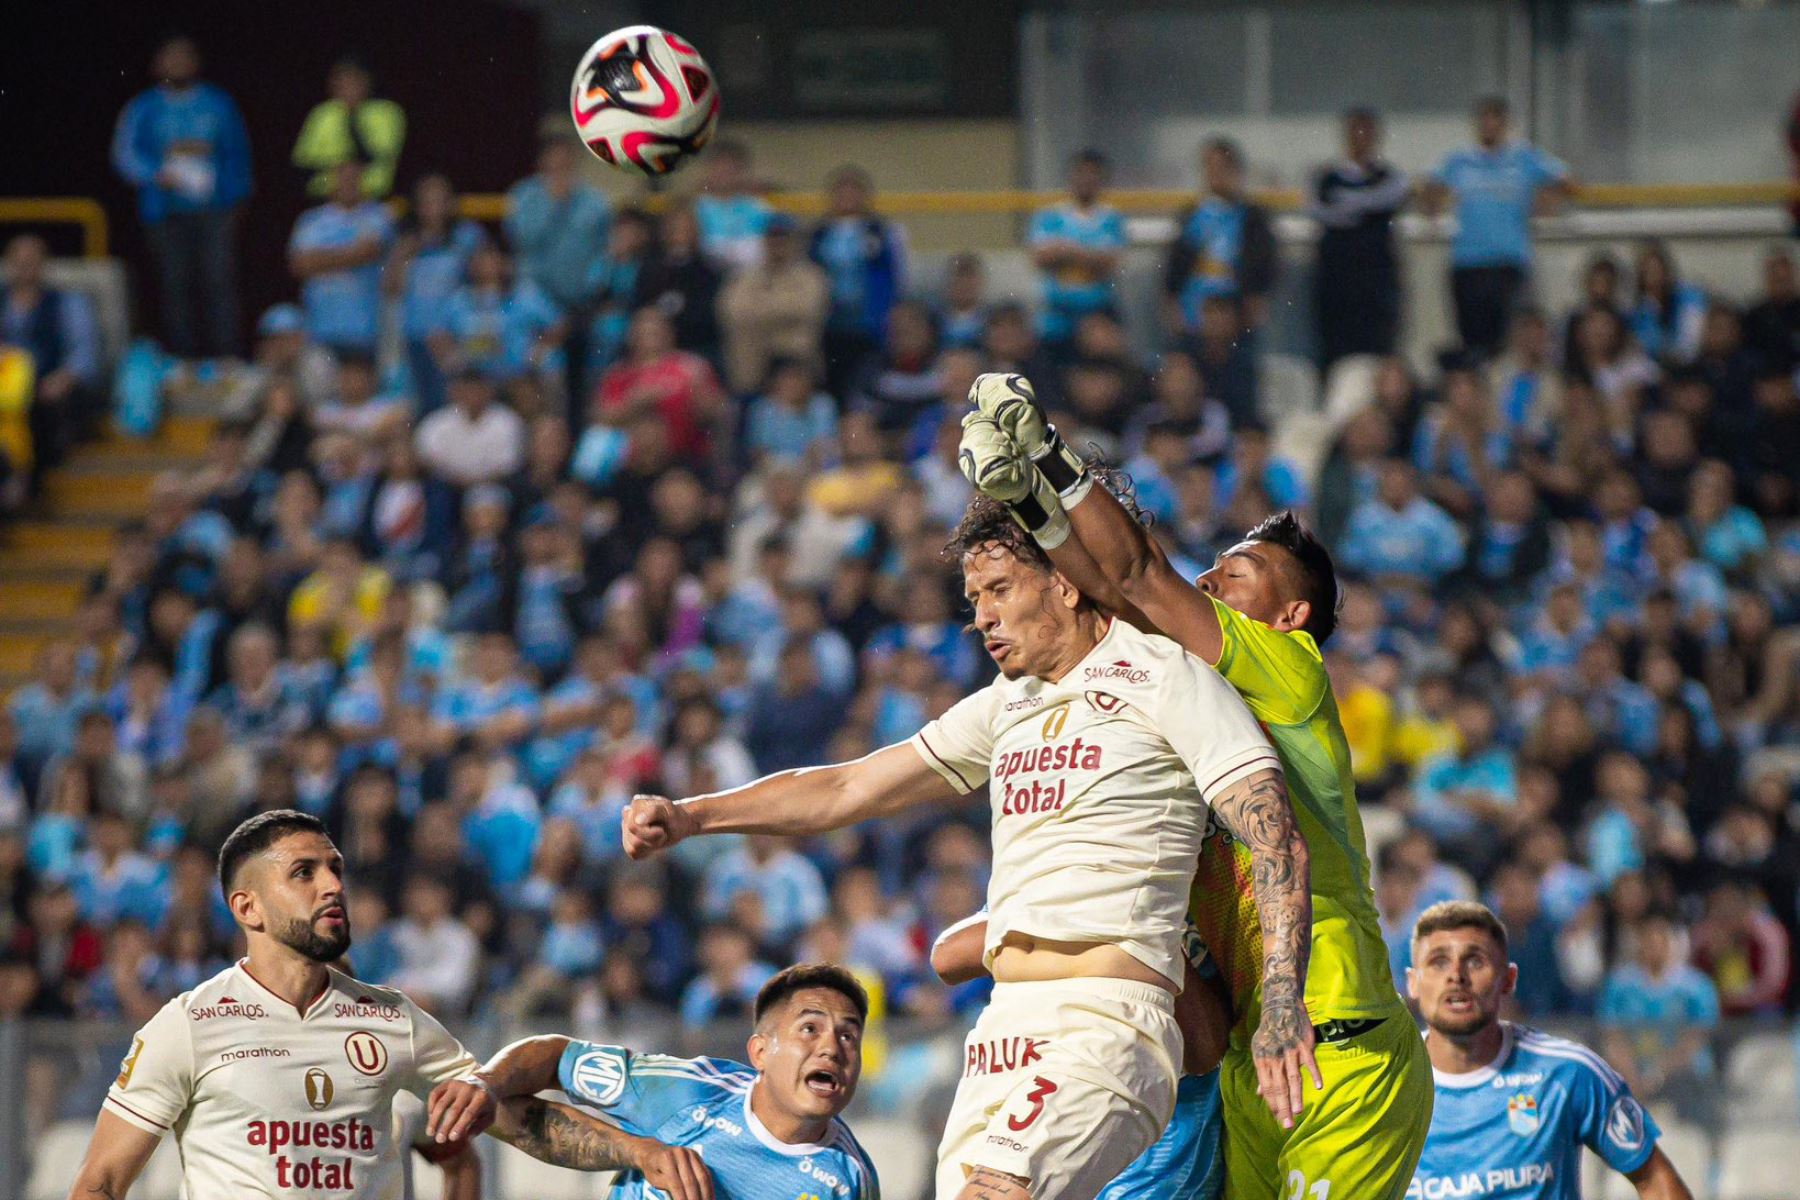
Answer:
[
  {"xmin": 235, "ymin": 958, "xmax": 336, "ymax": 1019},
  {"xmin": 1429, "ymin": 1022, "xmax": 1514, "ymax": 1089},
  {"xmin": 741, "ymin": 1081, "xmax": 834, "ymax": 1157}
]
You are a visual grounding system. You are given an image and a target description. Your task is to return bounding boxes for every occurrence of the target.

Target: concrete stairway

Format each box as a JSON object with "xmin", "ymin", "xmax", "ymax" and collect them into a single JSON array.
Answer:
[{"xmin": 0, "ymin": 416, "xmax": 214, "ymax": 691}]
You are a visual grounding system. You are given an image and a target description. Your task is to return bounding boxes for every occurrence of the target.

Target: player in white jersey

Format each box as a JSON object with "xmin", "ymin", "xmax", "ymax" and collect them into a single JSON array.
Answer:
[
  {"xmin": 67, "ymin": 809, "xmax": 633, "ymax": 1199},
  {"xmin": 622, "ymin": 498, "xmax": 1314, "ymax": 1200}
]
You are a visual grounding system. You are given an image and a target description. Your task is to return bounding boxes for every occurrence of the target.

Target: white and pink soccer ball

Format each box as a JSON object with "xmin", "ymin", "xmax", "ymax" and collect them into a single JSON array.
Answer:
[{"xmin": 569, "ymin": 24, "xmax": 720, "ymax": 176}]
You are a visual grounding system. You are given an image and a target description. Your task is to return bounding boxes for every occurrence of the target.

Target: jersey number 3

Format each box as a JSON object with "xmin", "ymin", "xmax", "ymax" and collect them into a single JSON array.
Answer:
[{"xmin": 1007, "ymin": 1076, "xmax": 1059, "ymax": 1131}]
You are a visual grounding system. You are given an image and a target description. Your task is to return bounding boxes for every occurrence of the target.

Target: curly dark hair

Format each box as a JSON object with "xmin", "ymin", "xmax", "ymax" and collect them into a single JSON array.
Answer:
[{"xmin": 943, "ymin": 495, "xmax": 1052, "ymax": 571}]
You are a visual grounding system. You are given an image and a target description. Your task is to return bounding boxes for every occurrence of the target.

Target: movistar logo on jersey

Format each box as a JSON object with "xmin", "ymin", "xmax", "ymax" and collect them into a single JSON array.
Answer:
[
  {"xmin": 569, "ymin": 1048, "xmax": 628, "ymax": 1105},
  {"xmin": 690, "ymin": 1106, "xmax": 743, "ymax": 1138},
  {"xmin": 1492, "ymin": 1072, "xmax": 1544, "ymax": 1088},
  {"xmin": 1507, "ymin": 1093, "xmax": 1540, "ymax": 1136},
  {"xmin": 1408, "ymin": 1164, "xmax": 1555, "ymax": 1199}
]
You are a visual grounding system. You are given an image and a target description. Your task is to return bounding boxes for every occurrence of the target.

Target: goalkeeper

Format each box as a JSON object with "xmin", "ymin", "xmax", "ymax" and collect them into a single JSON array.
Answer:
[{"xmin": 958, "ymin": 374, "xmax": 1432, "ymax": 1200}]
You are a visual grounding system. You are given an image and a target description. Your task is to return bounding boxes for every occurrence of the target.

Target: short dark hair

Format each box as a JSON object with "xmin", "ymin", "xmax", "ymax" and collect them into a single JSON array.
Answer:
[
  {"xmin": 1475, "ymin": 94, "xmax": 1510, "ymax": 119},
  {"xmin": 944, "ymin": 496, "xmax": 1052, "ymax": 574},
  {"xmin": 217, "ymin": 809, "xmax": 330, "ymax": 896},
  {"xmin": 1412, "ymin": 900, "xmax": 1509, "ymax": 956},
  {"xmin": 1203, "ymin": 136, "xmax": 1244, "ymax": 169},
  {"xmin": 753, "ymin": 962, "xmax": 869, "ymax": 1028},
  {"xmin": 1071, "ymin": 148, "xmax": 1109, "ymax": 172},
  {"xmin": 1242, "ymin": 510, "xmax": 1341, "ymax": 645}
]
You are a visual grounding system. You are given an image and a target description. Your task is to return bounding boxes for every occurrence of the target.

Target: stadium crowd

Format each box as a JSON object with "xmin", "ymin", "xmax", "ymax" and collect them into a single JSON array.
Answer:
[{"xmin": 1, "ymin": 36, "xmax": 1799, "ymax": 1142}]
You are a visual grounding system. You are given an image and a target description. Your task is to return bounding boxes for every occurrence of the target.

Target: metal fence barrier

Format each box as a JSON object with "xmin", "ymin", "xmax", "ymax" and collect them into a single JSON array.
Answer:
[{"xmin": 5, "ymin": 1012, "xmax": 1794, "ymax": 1200}]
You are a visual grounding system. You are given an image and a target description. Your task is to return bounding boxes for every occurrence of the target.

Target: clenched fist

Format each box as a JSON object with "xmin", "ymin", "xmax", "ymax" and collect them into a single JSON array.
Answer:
[
  {"xmin": 621, "ymin": 794, "xmax": 698, "ymax": 860},
  {"xmin": 958, "ymin": 413, "xmax": 1032, "ymax": 506},
  {"xmin": 967, "ymin": 372, "xmax": 1050, "ymax": 455}
]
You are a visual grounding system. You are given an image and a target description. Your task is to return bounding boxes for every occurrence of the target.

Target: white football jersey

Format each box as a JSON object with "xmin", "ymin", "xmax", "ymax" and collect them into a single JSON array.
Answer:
[
  {"xmin": 104, "ymin": 960, "xmax": 480, "ymax": 1199},
  {"xmin": 911, "ymin": 618, "xmax": 1278, "ymax": 986}
]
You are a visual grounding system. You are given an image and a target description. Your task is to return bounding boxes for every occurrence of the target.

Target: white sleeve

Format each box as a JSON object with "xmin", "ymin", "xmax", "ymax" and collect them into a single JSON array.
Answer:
[
  {"xmin": 909, "ymin": 685, "xmax": 1000, "ymax": 793},
  {"xmin": 102, "ymin": 996, "xmax": 193, "ymax": 1135},
  {"xmin": 1150, "ymin": 650, "xmax": 1282, "ymax": 804},
  {"xmin": 403, "ymin": 998, "xmax": 481, "ymax": 1099}
]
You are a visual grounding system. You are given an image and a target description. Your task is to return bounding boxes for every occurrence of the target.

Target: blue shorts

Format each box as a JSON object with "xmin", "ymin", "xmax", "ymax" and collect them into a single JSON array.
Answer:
[{"xmin": 1098, "ymin": 1071, "xmax": 1223, "ymax": 1200}]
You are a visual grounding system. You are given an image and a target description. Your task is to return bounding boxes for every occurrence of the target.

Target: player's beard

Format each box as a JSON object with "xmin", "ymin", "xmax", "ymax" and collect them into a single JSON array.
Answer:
[
  {"xmin": 277, "ymin": 911, "xmax": 353, "ymax": 963},
  {"xmin": 1428, "ymin": 1001, "xmax": 1495, "ymax": 1039}
]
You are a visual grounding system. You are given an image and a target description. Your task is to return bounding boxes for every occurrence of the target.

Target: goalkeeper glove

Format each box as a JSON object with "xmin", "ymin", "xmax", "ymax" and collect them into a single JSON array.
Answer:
[
  {"xmin": 966, "ymin": 372, "xmax": 1092, "ymax": 507},
  {"xmin": 958, "ymin": 413, "xmax": 1071, "ymax": 549}
]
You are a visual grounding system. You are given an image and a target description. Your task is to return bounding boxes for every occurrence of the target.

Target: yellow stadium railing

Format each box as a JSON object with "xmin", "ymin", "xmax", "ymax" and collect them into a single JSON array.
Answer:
[
  {"xmin": 3, "ymin": 181, "xmax": 1795, "ymax": 263},
  {"xmin": 453, "ymin": 181, "xmax": 1800, "ymax": 220},
  {"xmin": 0, "ymin": 197, "xmax": 109, "ymax": 257}
]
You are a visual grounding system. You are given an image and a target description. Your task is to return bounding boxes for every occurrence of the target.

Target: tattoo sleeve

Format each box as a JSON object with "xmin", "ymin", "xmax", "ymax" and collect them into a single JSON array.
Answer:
[
  {"xmin": 491, "ymin": 1097, "xmax": 639, "ymax": 1171},
  {"xmin": 1209, "ymin": 767, "xmax": 1313, "ymax": 1054}
]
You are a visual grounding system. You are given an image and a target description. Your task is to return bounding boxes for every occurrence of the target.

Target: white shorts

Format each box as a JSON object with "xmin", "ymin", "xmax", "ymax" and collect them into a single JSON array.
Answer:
[{"xmin": 935, "ymin": 977, "xmax": 1183, "ymax": 1200}]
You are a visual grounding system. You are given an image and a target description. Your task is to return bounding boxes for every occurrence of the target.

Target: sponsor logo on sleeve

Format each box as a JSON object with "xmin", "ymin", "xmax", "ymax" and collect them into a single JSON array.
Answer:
[
  {"xmin": 344, "ymin": 1031, "xmax": 388, "ymax": 1077},
  {"xmin": 1084, "ymin": 690, "xmax": 1125, "ymax": 714},
  {"xmin": 116, "ymin": 1037, "xmax": 144, "ymax": 1088},
  {"xmin": 570, "ymin": 1047, "xmax": 629, "ymax": 1105},
  {"xmin": 1606, "ymin": 1096, "xmax": 1646, "ymax": 1153}
]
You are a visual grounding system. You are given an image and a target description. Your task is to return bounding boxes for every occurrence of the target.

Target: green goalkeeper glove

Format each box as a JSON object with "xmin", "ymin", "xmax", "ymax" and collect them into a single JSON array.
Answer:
[
  {"xmin": 958, "ymin": 412, "xmax": 1071, "ymax": 549},
  {"xmin": 966, "ymin": 372, "xmax": 1092, "ymax": 507}
]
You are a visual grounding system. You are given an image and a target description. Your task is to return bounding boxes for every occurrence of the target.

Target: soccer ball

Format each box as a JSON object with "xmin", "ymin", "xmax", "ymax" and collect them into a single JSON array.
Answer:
[{"xmin": 569, "ymin": 25, "xmax": 720, "ymax": 176}]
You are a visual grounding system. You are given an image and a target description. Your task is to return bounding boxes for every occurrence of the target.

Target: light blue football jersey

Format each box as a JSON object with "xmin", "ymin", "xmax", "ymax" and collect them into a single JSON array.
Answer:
[
  {"xmin": 1410, "ymin": 1023, "xmax": 1659, "ymax": 1200},
  {"xmin": 558, "ymin": 1042, "xmax": 878, "ymax": 1200},
  {"xmin": 1098, "ymin": 1070, "xmax": 1224, "ymax": 1200}
]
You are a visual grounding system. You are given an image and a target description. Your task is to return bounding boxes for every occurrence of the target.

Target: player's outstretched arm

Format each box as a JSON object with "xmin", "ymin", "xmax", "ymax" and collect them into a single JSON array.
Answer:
[
  {"xmin": 622, "ymin": 742, "xmax": 961, "ymax": 859},
  {"xmin": 66, "ymin": 1110, "xmax": 162, "ymax": 1200},
  {"xmin": 1209, "ymin": 766, "xmax": 1320, "ymax": 1129},
  {"xmin": 1625, "ymin": 1148, "xmax": 1694, "ymax": 1200},
  {"xmin": 491, "ymin": 1098, "xmax": 713, "ymax": 1200}
]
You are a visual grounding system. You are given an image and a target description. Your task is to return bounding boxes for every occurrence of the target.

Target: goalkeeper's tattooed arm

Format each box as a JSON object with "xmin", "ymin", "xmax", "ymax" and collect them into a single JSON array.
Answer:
[{"xmin": 1208, "ymin": 766, "xmax": 1321, "ymax": 1129}]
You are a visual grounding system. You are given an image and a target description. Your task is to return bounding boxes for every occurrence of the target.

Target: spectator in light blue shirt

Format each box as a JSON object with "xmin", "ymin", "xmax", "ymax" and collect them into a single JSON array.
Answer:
[
  {"xmin": 1628, "ymin": 242, "xmax": 1708, "ymax": 365},
  {"xmin": 695, "ymin": 140, "xmax": 773, "ymax": 272},
  {"xmin": 503, "ymin": 135, "xmax": 610, "ymax": 314},
  {"xmin": 433, "ymin": 242, "xmax": 566, "ymax": 387},
  {"xmin": 1426, "ymin": 96, "xmax": 1572, "ymax": 358},
  {"xmin": 68, "ymin": 810, "xmax": 165, "ymax": 928},
  {"xmin": 1338, "ymin": 459, "xmax": 1466, "ymax": 586},
  {"xmin": 110, "ymin": 36, "xmax": 251, "ymax": 357},
  {"xmin": 811, "ymin": 165, "xmax": 909, "ymax": 392},
  {"xmin": 679, "ymin": 924, "xmax": 778, "ymax": 1027},
  {"xmin": 1029, "ymin": 150, "xmax": 1127, "ymax": 346},
  {"xmin": 743, "ymin": 358, "xmax": 838, "ymax": 468},
  {"xmin": 1410, "ymin": 694, "xmax": 1518, "ymax": 864},
  {"xmin": 387, "ymin": 173, "xmax": 487, "ymax": 416},
  {"xmin": 2, "ymin": 235, "xmax": 106, "ymax": 475},
  {"xmin": 288, "ymin": 160, "xmax": 393, "ymax": 353},
  {"xmin": 702, "ymin": 834, "xmax": 829, "ymax": 950},
  {"xmin": 1685, "ymin": 459, "xmax": 1767, "ymax": 579},
  {"xmin": 1574, "ymin": 637, "xmax": 1660, "ymax": 757},
  {"xmin": 8, "ymin": 642, "xmax": 89, "ymax": 780},
  {"xmin": 1599, "ymin": 914, "xmax": 1721, "ymax": 1109}
]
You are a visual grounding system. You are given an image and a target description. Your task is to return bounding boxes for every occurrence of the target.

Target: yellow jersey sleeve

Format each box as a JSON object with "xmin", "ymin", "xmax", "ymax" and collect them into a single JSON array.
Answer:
[{"xmin": 1208, "ymin": 595, "xmax": 1330, "ymax": 727}]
